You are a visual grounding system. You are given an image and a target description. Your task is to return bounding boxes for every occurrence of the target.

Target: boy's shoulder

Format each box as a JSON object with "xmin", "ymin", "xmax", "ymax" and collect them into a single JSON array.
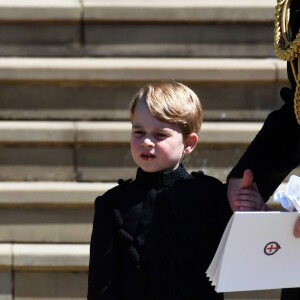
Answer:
[
  {"xmin": 105, "ymin": 178, "xmax": 135, "ymax": 194},
  {"xmin": 182, "ymin": 170, "xmax": 224, "ymax": 187},
  {"xmin": 95, "ymin": 177, "xmax": 135, "ymax": 204},
  {"xmin": 171, "ymin": 170, "xmax": 226, "ymax": 198},
  {"xmin": 166, "ymin": 171, "xmax": 229, "ymax": 215}
]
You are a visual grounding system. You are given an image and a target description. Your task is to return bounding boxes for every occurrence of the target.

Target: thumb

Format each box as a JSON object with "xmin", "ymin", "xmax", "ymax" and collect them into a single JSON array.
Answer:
[
  {"xmin": 241, "ymin": 169, "xmax": 253, "ymax": 188},
  {"xmin": 294, "ymin": 217, "xmax": 300, "ymax": 238}
]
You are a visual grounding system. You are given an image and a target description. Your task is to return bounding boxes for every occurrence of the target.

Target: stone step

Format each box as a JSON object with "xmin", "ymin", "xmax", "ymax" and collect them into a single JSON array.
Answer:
[
  {"xmin": 0, "ymin": 57, "xmax": 287, "ymax": 122},
  {"xmin": 0, "ymin": 181, "xmax": 112, "ymax": 206},
  {"xmin": 0, "ymin": 0, "xmax": 277, "ymax": 57},
  {"xmin": 83, "ymin": 0, "xmax": 276, "ymax": 22},
  {"xmin": 0, "ymin": 243, "xmax": 88, "ymax": 300},
  {"xmin": 0, "ymin": 0, "xmax": 82, "ymax": 57},
  {"xmin": 0, "ymin": 176, "xmax": 286, "ymax": 244},
  {"xmin": 0, "ymin": 180, "xmax": 286, "ymax": 244},
  {"xmin": 0, "ymin": 120, "xmax": 261, "ymax": 182},
  {"xmin": 0, "ymin": 242, "xmax": 281, "ymax": 300},
  {"xmin": 0, "ymin": 181, "xmax": 286, "ymax": 207},
  {"xmin": 0, "ymin": 121, "xmax": 264, "ymax": 144},
  {"xmin": 0, "ymin": 182, "xmax": 102, "ymax": 243},
  {"xmin": 83, "ymin": 0, "xmax": 276, "ymax": 58},
  {"xmin": 1, "ymin": 120, "xmax": 299, "ymax": 183}
]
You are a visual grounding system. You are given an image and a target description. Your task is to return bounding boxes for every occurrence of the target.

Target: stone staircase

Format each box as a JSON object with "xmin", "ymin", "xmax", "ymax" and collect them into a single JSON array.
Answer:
[{"xmin": 0, "ymin": 1, "xmax": 298, "ymax": 299}]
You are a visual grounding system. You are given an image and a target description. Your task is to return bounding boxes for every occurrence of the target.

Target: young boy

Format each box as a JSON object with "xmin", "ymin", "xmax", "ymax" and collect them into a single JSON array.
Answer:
[{"xmin": 88, "ymin": 82, "xmax": 264, "ymax": 300}]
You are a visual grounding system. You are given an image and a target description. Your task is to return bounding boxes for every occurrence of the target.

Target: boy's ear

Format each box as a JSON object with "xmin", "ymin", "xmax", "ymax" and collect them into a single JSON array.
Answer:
[{"xmin": 183, "ymin": 133, "xmax": 198, "ymax": 155}]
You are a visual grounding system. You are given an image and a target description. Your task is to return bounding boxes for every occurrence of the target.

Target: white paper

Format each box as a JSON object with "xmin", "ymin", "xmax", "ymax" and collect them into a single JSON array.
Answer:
[{"xmin": 206, "ymin": 211, "xmax": 300, "ymax": 292}]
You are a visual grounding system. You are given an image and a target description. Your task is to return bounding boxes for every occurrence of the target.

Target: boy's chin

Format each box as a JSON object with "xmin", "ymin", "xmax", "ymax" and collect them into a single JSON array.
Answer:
[{"xmin": 140, "ymin": 165, "xmax": 178, "ymax": 173}]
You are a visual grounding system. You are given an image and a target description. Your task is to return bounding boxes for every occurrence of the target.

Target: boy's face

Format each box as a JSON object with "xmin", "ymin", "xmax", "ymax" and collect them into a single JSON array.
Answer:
[{"xmin": 130, "ymin": 100, "xmax": 186, "ymax": 173}]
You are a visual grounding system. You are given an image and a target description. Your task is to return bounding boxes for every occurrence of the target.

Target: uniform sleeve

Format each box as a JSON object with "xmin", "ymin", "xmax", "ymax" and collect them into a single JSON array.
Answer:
[
  {"xmin": 227, "ymin": 99, "xmax": 300, "ymax": 200},
  {"xmin": 228, "ymin": 0, "xmax": 300, "ymax": 200},
  {"xmin": 87, "ymin": 194, "xmax": 116, "ymax": 300}
]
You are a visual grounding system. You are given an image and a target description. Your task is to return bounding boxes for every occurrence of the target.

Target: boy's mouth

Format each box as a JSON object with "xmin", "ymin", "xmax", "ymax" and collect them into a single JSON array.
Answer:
[{"xmin": 141, "ymin": 153, "xmax": 155, "ymax": 159}]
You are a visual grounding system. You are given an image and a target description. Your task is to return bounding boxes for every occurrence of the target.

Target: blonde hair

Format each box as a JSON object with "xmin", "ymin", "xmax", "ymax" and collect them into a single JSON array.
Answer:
[{"xmin": 129, "ymin": 82, "xmax": 203, "ymax": 137}]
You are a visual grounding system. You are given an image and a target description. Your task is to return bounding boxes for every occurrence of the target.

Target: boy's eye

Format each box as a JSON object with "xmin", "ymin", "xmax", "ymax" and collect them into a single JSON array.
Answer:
[
  {"xmin": 133, "ymin": 130, "xmax": 144, "ymax": 136},
  {"xmin": 156, "ymin": 133, "xmax": 168, "ymax": 138}
]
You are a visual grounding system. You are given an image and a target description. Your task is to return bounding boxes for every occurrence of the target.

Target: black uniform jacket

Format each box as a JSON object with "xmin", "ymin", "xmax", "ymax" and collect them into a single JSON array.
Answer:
[
  {"xmin": 228, "ymin": 2, "xmax": 300, "ymax": 299},
  {"xmin": 287, "ymin": 0, "xmax": 300, "ymax": 92},
  {"xmin": 227, "ymin": 97, "xmax": 300, "ymax": 200},
  {"xmin": 227, "ymin": 0, "xmax": 300, "ymax": 200},
  {"xmin": 88, "ymin": 165, "xmax": 232, "ymax": 300}
]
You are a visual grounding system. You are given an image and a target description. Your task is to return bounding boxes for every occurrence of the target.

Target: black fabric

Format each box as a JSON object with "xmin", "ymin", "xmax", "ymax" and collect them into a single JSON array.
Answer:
[
  {"xmin": 277, "ymin": 2, "xmax": 300, "ymax": 298},
  {"xmin": 227, "ymin": 100, "xmax": 300, "ymax": 200},
  {"xmin": 228, "ymin": 1, "xmax": 300, "ymax": 297},
  {"xmin": 286, "ymin": 0, "xmax": 300, "ymax": 92},
  {"xmin": 281, "ymin": 287, "xmax": 300, "ymax": 299},
  {"xmin": 88, "ymin": 165, "xmax": 231, "ymax": 300},
  {"xmin": 227, "ymin": 0, "xmax": 300, "ymax": 201},
  {"xmin": 290, "ymin": 0, "xmax": 300, "ymax": 40}
]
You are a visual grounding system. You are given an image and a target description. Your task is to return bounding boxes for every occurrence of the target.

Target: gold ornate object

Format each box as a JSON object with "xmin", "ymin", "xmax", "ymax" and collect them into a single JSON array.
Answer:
[{"xmin": 274, "ymin": 0, "xmax": 300, "ymax": 124}]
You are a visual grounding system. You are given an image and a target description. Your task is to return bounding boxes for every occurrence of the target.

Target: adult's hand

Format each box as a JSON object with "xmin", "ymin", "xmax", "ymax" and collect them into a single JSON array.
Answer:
[
  {"xmin": 293, "ymin": 216, "xmax": 300, "ymax": 238},
  {"xmin": 227, "ymin": 169, "xmax": 253, "ymax": 211},
  {"xmin": 227, "ymin": 169, "xmax": 266, "ymax": 211}
]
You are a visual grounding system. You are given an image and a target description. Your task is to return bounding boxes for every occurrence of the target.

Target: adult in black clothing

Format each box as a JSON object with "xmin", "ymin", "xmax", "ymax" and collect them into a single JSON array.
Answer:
[
  {"xmin": 87, "ymin": 82, "xmax": 263, "ymax": 300},
  {"xmin": 227, "ymin": 0, "xmax": 300, "ymax": 298},
  {"xmin": 228, "ymin": 0, "xmax": 300, "ymax": 205}
]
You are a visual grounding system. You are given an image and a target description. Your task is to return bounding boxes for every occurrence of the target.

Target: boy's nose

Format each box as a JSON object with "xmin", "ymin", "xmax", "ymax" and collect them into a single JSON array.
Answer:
[{"xmin": 142, "ymin": 137, "xmax": 154, "ymax": 147}]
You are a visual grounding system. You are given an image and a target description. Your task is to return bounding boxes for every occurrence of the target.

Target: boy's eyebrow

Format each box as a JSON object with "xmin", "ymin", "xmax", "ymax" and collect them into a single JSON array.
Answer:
[
  {"xmin": 132, "ymin": 124, "xmax": 171, "ymax": 132},
  {"xmin": 132, "ymin": 124, "xmax": 143, "ymax": 129}
]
